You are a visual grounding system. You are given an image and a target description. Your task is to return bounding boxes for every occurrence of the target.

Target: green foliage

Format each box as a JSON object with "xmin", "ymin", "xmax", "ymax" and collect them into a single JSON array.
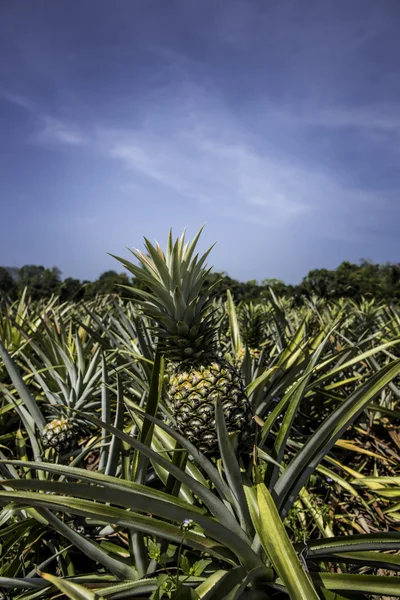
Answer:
[
  {"xmin": 1, "ymin": 258, "xmax": 400, "ymax": 304},
  {"xmin": 0, "ymin": 267, "xmax": 15, "ymax": 299},
  {"xmin": 297, "ymin": 260, "xmax": 400, "ymax": 303},
  {"xmin": 59, "ymin": 277, "xmax": 85, "ymax": 302},
  {"xmin": 16, "ymin": 265, "xmax": 61, "ymax": 300},
  {"xmin": 1, "ymin": 233, "xmax": 400, "ymax": 599},
  {"xmin": 83, "ymin": 270, "xmax": 133, "ymax": 299}
]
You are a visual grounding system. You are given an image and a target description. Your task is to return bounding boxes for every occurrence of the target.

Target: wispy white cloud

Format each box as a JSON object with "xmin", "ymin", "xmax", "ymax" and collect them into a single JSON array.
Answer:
[
  {"xmin": 94, "ymin": 98, "xmax": 395, "ymax": 237},
  {"xmin": 35, "ymin": 116, "xmax": 86, "ymax": 146},
  {"xmin": 265, "ymin": 102, "xmax": 400, "ymax": 134},
  {"xmin": 24, "ymin": 84, "xmax": 397, "ymax": 240},
  {"xmin": 318, "ymin": 108, "xmax": 400, "ymax": 132},
  {"xmin": 0, "ymin": 90, "xmax": 35, "ymax": 111},
  {"xmin": 1, "ymin": 90, "xmax": 86, "ymax": 146},
  {"xmin": 104, "ymin": 127, "xmax": 312, "ymax": 225}
]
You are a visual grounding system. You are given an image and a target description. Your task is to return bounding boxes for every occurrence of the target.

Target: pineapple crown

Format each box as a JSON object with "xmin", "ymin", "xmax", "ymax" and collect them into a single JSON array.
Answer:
[{"xmin": 110, "ymin": 226, "xmax": 220, "ymax": 361}]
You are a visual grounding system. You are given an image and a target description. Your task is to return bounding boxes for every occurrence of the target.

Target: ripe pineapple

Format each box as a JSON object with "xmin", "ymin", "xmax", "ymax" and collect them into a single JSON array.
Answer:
[
  {"xmin": 112, "ymin": 227, "xmax": 253, "ymax": 454},
  {"xmin": 42, "ymin": 418, "xmax": 79, "ymax": 453}
]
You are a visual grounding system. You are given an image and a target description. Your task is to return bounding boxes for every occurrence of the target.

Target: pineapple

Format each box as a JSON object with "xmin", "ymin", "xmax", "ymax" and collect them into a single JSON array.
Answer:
[
  {"xmin": 237, "ymin": 302, "xmax": 266, "ymax": 363},
  {"xmin": 234, "ymin": 346, "xmax": 261, "ymax": 367},
  {"xmin": 112, "ymin": 227, "xmax": 253, "ymax": 454},
  {"xmin": 42, "ymin": 418, "xmax": 79, "ymax": 453}
]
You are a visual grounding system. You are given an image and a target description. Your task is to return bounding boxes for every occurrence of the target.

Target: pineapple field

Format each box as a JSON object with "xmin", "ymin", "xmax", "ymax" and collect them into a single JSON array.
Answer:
[{"xmin": 1, "ymin": 228, "xmax": 400, "ymax": 599}]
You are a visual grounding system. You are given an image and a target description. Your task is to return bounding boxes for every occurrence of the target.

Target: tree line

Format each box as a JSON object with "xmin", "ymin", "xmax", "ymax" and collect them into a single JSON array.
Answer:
[
  {"xmin": 0, "ymin": 259, "xmax": 400, "ymax": 303},
  {"xmin": 0, "ymin": 266, "xmax": 132, "ymax": 302}
]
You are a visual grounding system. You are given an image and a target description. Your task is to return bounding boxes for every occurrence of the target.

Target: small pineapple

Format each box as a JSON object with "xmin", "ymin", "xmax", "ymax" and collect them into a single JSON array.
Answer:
[
  {"xmin": 42, "ymin": 418, "xmax": 79, "ymax": 453},
  {"xmin": 112, "ymin": 227, "xmax": 253, "ymax": 454},
  {"xmin": 237, "ymin": 302, "xmax": 265, "ymax": 363},
  {"xmin": 234, "ymin": 346, "xmax": 261, "ymax": 367}
]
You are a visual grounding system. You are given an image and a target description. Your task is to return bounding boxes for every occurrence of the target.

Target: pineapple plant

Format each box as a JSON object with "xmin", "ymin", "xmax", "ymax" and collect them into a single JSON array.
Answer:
[
  {"xmin": 25, "ymin": 330, "xmax": 104, "ymax": 455},
  {"xmin": 112, "ymin": 227, "xmax": 253, "ymax": 454}
]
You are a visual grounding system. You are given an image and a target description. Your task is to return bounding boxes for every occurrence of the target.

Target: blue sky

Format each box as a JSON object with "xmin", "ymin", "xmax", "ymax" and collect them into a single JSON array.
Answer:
[{"xmin": 1, "ymin": 0, "xmax": 399, "ymax": 284}]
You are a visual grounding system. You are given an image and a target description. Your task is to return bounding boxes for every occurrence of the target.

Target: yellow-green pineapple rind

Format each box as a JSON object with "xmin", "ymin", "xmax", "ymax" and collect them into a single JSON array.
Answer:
[
  {"xmin": 42, "ymin": 418, "xmax": 79, "ymax": 453},
  {"xmin": 169, "ymin": 358, "xmax": 253, "ymax": 453}
]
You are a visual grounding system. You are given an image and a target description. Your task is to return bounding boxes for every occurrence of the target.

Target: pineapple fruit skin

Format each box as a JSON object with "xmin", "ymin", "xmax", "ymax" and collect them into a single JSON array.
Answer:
[
  {"xmin": 42, "ymin": 418, "xmax": 78, "ymax": 453},
  {"xmin": 234, "ymin": 347, "xmax": 261, "ymax": 368},
  {"xmin": 169, "ymin": 358, "xmax": 253, "ymax": 454}
]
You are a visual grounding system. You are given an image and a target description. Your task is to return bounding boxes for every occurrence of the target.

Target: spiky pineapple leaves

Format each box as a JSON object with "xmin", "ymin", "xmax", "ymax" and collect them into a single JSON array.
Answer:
[
  {"xmin": 225, "ymin": 289, "xmax": 242, "ymax": 358},
  {"xmin": 0, "ymin": 337, "xmax": 46, "ymax": 430},
  {"xmin": 3, "ymin": 289, "xmax": 400, "ymax": 599},
  {"xmin": 246, "ymin": 483, "xmax": 320, "ymax": 600},
  {"xmin": 38, "ymin": 571, "xmax": 106, "ymax": 600},
  {"xmin": 273, "ymin": 356, "xmax": 400, "ymax": 517}
]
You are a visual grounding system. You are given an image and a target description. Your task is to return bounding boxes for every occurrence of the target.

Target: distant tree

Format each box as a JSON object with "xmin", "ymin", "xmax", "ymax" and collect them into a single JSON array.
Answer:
[
  {"xmin": 242, "ymin": 280, "xmax": 263, "ymax": 302},
  {"xmin": 261, "ymin": 278, "xmax": 291, "ymax": 297},
  {"xmin": 296, "ymin": 268, "xmax": 336, "ymax": 299},
  {"xmin": 385, "ymin": 264, "xmax": 400, "ymax": 301},
  {"xmin": 81, "ymin": 280, "xmax": 96, "ymax": 300},
  {"xmin": 5, "ymin": 267, "xmax": 19, "ymax": 282},
  {"xmin": 202, "ymin": 272, "xmax": 250, "ymax": 302},
  {"xmin": 59, "ymin": 278, "xmax": 85, "ymax": 302},
  {"xmin": 203, "ymin": 274, "xmax": 293, "ymax": 303},
  {"xmin": 0, "ymin": 267, "xmax": 16, "ymax": 298},
  {"xmin": 85, "ymin": 270, "xmax": 133, "ymax": 298},
  {"xmin": 334, "ymin": 262, "xmax": 362, "ymax": 298},
  {"xmin": 16, "ymin": 265, "xmax": 61, "ymax": 300},
  {"xmin": 293, "ymin": 259, "xmax": 400, "ymax": 303},
  {"xmin": 1, "ymin": 257, "xmax": 400, "ymax": 305}
]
